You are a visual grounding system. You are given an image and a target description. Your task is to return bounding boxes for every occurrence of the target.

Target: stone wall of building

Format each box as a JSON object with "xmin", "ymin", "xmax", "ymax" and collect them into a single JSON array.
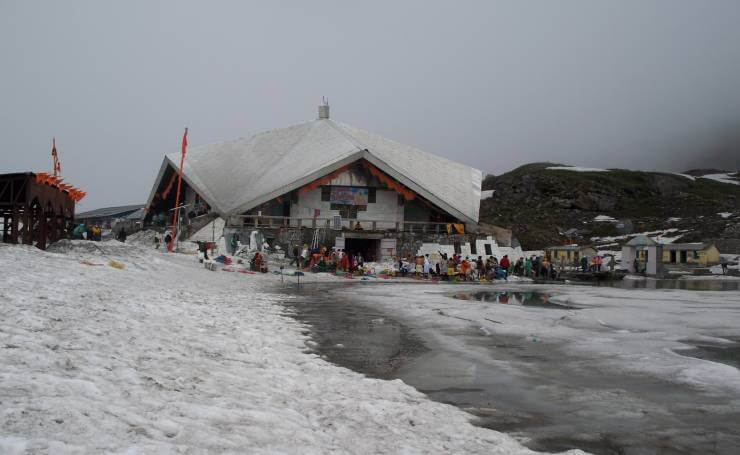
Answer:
[
  {"xmin": 226, "ymin": 225, "xmax": 522, "ymax": 263},
  {"xmin": 291, "ymin": 187, "xmax": 402, "ymax": 230}
]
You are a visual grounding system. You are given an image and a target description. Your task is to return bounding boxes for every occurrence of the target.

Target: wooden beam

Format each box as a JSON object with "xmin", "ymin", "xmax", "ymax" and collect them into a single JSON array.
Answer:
[{"xmin": 0, "ymin": 180, "xmax": 9, "ymax": 202}]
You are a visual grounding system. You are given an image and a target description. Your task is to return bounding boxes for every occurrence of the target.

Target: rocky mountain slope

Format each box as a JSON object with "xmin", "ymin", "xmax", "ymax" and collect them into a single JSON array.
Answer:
[{"xmin": 480, "ymin": 163, "xmax": 740, "ymax": 251}]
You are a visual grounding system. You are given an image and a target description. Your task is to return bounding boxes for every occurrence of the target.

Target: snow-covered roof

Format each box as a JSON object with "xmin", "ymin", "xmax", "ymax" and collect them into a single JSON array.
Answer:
[
  {"xmin": 76, "ymin": 204, "xmax": 145, "ymax": 220},
  {"xmin": 150, "ymin": 116, "xmax": 482, "ymax": 223},
  {"xmin": 625, "ymin": 235, "xmax": 658, "ymax": 247}
]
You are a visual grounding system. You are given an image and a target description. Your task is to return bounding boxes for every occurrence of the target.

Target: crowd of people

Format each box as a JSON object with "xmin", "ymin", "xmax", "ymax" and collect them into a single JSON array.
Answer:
[
  {"xmin": 278, "ymin": 243, "xmax": 617, "ymax": 281},
  {"xmin": 396, "ymin": 252, "xmax": 618, "ymax": 281},
  {"xmin": 190, "ymin": 236, "xmax": 623, "ymax": 281},
  {"xmin": 290, "ymin": 244, "xmax": 366, "ymax": 274},
  {"xmin": 396, "ymin": 253, "xmax": 562, "ymax": 281}
]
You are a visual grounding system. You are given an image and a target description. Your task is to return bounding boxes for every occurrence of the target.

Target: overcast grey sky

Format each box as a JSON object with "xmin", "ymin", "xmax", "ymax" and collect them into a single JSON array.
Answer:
[{"xmin": 2, "ymin": 1, "xmax": 740, "ymax": 211}]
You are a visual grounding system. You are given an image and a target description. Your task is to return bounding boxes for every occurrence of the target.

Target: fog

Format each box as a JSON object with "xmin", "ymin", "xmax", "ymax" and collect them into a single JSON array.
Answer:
[{"xmin": 1, "ymin": 1, "xmax": 739, "ymax": 211}]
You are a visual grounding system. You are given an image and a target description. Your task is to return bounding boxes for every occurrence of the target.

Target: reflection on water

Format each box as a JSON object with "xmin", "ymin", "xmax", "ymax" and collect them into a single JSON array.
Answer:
[
  {"xmin": 676, "ymin": 337, "xmax": 740, "ymax": 369},
  {"xmin": 613, "ymin": 279, "xmax": 740, "ymax": 291},
  {"xmin": 451, "ymin": 291, "xmax": 580, "ymax": 309},
  {"xmin": 286, "ymin": 287, "xmax": 428, "ymax": 379}
]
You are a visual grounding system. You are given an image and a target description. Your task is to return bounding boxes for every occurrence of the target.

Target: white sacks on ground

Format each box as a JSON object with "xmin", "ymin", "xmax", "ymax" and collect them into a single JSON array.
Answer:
[{"xmin": 416, "ymin": 235, "xmax": 525, "ymax": 262}]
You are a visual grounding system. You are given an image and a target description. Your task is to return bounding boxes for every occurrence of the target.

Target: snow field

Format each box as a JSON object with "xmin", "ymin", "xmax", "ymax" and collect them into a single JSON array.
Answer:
[{"xmin": 0, "ymin": 242, "xmax": 571, "ymax": 454}]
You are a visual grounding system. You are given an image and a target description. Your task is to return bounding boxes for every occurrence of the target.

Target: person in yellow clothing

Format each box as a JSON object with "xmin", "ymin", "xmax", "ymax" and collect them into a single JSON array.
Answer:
[
  {"xmin": 91, "ymin": 225, "xmax": 102, "ymax": 241},
  {"xmin": 460, "ymin": 258, "xmax": 470, "ymax": 281}
]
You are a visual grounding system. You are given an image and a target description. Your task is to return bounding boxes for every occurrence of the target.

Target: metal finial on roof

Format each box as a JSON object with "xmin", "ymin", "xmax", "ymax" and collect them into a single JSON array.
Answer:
[{"xmin": 318, "ymin": 98, "xmax": 330, "ymax": 119}]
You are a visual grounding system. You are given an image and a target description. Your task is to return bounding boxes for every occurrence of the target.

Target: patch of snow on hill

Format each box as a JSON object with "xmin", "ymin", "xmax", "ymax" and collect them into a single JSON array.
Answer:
[
  {"xmin": 592, "ymin": 228, "xmax": 687, "ymax": 246},
  {"xmin": 700, "ymin": 173, "xmax": 739, "ymax": 185}
]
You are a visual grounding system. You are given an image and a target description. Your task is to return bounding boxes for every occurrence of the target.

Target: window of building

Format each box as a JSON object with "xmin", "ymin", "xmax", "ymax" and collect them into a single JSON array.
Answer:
[
  {"xmin": 321, "ymin": 186, "xmax": 331, "ymax": 202},
  {"xmin": 470, "ymin": 241, "xmax": 477, "ymax": 255},
  {"xmin": 368, "ymin": 187, "xmax": 376, "ymax": 203},
  {"xmin": 484, "ymin": 244, "xmax": 492, "ymax": 256},
  {"xmin": 330, "ymin": 204, "xmax": 366, "ymax": 219},
  {"xmin": 454, "ymin": 242, "xmax": 461, "ymax": 255},
  {"xmin": 693, "ymin": 251, "xmax": 700, "ymax": 259}
]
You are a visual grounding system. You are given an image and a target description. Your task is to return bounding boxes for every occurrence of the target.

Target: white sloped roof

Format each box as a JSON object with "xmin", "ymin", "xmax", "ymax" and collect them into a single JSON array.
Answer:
[{"xmin": 152, "ymin": 118, "xmax": 482, "ymax": 223}]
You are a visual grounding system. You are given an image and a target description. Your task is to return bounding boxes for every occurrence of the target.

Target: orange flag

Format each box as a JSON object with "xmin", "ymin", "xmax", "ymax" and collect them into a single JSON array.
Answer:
[{"xmin": 51, "ymin": 138, "xmax": 61, "ymax": 177}]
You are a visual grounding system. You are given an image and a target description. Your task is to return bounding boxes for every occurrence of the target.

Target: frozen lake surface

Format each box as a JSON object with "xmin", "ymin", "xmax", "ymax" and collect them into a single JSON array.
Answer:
[{"xmin": 285, "ymin": 282, "xmax": 740, "ymax": 454}]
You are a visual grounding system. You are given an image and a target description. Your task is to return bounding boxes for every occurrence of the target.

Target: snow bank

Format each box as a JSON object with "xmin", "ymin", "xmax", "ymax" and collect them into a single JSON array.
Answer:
[
  {"xmin": 593, "ymin": 215, "xmax": 617, "ymax": 222},
  {"xmin": 0, "ymin": 242, "xmax": 565, "ymax": 454},
  {"xmin": 126, "ymin": 229, "xmax": 159, "ymax": 247},
  {"xmin": 189, "ymin": 217, "xmax": 225, "ymax": 242}
]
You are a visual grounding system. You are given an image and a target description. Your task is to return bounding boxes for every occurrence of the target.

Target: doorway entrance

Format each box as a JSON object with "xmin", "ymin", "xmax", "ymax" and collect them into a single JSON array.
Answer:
[{"xmin": 344, "ymin": 237, "xmax": 380, "ymax": 262}]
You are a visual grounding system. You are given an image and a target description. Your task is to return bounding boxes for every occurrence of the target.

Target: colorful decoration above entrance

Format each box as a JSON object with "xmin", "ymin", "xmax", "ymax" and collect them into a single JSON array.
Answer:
[
  {"xmin": 330, "ymin": 186, "xmax": 368, "ymax": 205},
  {"xmin": 298, "ymin": 159, "xmax": 416, "ymax": 201}
]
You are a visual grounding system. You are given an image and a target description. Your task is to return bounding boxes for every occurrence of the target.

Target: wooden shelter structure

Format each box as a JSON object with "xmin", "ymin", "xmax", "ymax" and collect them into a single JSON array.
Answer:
[{"xmin": 0, "ymin": 172, "xmax": 83, "ymax": 250}]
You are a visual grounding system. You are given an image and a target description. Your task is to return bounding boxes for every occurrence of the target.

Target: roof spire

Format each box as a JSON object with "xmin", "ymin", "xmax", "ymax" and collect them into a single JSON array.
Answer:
[{"xmin": 318, "ymin": 97, "xmax": 330, "ymax": 119}]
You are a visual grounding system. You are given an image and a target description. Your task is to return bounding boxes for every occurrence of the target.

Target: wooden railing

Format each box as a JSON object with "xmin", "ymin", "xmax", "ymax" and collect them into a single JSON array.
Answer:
[{"xmin": 225, "ymin": 214, "xmax": 452, "ymax": 233}]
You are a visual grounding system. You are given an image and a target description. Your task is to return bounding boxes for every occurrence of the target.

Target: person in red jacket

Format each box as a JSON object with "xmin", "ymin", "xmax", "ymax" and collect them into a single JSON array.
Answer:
[
  {"xmin": 500, "ymin": 255, "xmax": 510, "ymax": 270},
  {"xmin": 340, "ymin": 250, "xmax": 350, "ymax": 271}
]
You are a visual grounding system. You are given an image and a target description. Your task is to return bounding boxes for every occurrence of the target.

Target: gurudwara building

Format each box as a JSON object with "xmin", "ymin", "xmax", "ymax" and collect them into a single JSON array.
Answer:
[{"xmin": 144, "ymin": 104, "xmax": 512, "ymax": 261}]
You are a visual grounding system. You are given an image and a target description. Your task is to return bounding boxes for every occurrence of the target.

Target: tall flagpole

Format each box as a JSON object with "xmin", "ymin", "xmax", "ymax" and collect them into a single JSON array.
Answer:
[
  {"xmin": 52, "ymin": 138, "xmax": 59, "ymax": 177},
  {"xmin": 168, "ymin": 127, "xmax": 188, "ymax": 252}
]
